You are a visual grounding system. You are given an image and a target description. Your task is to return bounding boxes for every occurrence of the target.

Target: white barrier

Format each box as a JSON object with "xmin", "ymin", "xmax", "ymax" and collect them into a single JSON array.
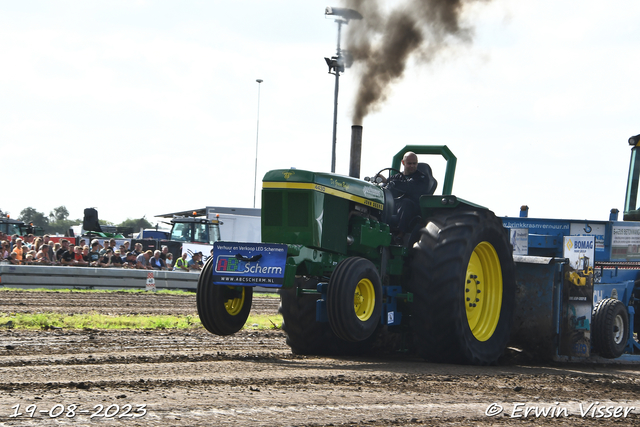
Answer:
[{"xmin": 0, "ymin": 264, "xmax": 199, "ymax": 291}]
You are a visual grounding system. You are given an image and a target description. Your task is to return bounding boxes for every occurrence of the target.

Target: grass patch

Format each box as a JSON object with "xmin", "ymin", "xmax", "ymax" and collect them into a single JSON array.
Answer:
[
  {"xmin": 0, "ymin": 312, "xmax": 282, "ymax": 331},
  {"xmin": 0, "ymin": 312, "xmax": 201, "ymax": 330},
  {"xmin": 244, "ymin": 314, "xmax": 283, "ymax": 330},
  {"xmin": 254, "ymin": 292, "xmax": 280, "ymax": 299},
  {"xmin": 0, "ymin": 288, "xmax": 281, "ymax": 330}
]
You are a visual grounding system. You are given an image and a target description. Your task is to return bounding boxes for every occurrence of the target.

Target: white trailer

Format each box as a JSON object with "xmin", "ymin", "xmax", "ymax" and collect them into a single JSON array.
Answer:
[{"xmin": 205, "ymin": 206, "xmax": 261, "ymax": 243}]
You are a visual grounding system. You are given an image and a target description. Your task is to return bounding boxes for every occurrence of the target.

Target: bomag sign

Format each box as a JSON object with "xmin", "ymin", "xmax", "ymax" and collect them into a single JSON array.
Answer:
[{"xmin": 566, "ymin": 238, "xmax": 594, "ymax": 252}]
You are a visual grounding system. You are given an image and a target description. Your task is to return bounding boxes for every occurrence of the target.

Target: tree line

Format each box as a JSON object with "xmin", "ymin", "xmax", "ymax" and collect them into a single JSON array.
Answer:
[{"xmin": 1, "ymin": 206, "xmax": 152, "ymax": 235}]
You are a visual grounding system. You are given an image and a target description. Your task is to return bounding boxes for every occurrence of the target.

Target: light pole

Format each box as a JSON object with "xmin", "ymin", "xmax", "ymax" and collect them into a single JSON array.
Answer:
[
  {"xmin": 324, "ymin": 6, "xmax": 362, "ymax": 173},
  {"xmin": 253, "ymin": 79, "xmax": 263, "ymax": 209}
]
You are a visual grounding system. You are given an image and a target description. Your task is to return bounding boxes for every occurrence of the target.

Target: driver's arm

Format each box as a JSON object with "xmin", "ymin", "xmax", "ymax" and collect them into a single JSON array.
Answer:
[{"xmin": 375, "ymin": 174, "xmax": 388, "ymax": 184}]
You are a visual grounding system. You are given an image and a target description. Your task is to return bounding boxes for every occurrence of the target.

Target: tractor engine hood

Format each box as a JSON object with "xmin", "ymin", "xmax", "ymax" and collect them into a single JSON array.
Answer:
[{"xmin": 262, "ymin": 169, "xmax": 385, "ymax": 211}]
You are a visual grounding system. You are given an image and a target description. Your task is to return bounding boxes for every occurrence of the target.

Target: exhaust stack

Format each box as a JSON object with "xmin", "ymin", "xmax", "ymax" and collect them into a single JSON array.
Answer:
[{"xmin": 349, "ymin": 125, "xmax": 363, "ymax": 179}]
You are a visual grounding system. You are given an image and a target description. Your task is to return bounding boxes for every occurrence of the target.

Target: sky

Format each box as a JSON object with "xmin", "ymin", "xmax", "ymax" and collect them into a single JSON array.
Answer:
[{"xmin": 1, "ymin": 0, "xmax": 639, "ymax": 226}]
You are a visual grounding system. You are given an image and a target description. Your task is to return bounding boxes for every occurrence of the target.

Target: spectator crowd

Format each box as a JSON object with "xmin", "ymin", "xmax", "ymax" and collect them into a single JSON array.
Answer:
[{"xmin": 0, "ymin": 232, "xmax": 204, "ymax": 271}]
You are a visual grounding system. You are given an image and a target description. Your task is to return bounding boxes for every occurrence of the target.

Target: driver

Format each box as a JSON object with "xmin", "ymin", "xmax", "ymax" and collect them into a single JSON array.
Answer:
[{"xmin": 380, "ymin": 151, "xmax": 431, "ymax": 236}]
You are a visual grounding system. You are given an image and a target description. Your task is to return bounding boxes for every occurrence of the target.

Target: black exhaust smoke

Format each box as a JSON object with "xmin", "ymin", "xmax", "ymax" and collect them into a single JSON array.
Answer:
[
  {"xmin": 342, "ymin": 0, "xmax": 489, "ymax": 125},
  {"xmin": 349, "ymin": 125, "xmax": 363, "ymax": 178}
]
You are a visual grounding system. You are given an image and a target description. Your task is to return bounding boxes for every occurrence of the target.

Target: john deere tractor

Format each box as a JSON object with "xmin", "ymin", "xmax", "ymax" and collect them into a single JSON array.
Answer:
[{"xmin": 197, "ymin": 145, "xmax": 515, "ymax": 365}]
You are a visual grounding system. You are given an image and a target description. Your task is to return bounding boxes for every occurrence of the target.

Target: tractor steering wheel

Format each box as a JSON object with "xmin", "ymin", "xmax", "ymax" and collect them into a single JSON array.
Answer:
[
  {"xmin": 374, "ymin": 167, "xmax": 409, "ymax": 199},
  {"xmin": 374, "ymin": 168, "xmax": 406, "ymax": 185}
]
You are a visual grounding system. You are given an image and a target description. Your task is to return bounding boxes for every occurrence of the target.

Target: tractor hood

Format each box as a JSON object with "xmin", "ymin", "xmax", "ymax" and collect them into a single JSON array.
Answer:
[{"xmin": 262, "ymin": 169, "xmax": 385, "ymax": 211}]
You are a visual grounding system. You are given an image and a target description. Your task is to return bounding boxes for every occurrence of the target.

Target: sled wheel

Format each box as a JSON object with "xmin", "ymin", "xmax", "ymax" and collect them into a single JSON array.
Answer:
[
  {"xmin": 327, "ymin": 257, "xmax": 382, "ymax": 342},
  {"xmin": 279, "ymin": 277, "xmax": 375, "ymax": 355},
  {"xmin": 197, "ymin": 257, "xmax": 253, "ymax": 335},
  {"xmin": 592, "ymin": 298, "xmax": 628, "ymax": 359},
  {"xmin": 408, "ymin": 208, "xmax": 516, "ymax": 365}
]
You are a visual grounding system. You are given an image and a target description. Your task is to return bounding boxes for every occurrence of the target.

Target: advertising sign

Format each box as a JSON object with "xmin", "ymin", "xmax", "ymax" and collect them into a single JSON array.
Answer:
[
  {"xmin": 509, "ymin": 228, "xmax": 528, "ymax": 255},
  {"xmin": 611, "ymin": 226, "xmax": 640, "ymax": 260},
  {"xmin": 211, "ymin": 242, "xmax": 287, "ymax": 287},
  {"xmin": 559, "ymin": 236, "xmax": 595, "ymax": 358}
]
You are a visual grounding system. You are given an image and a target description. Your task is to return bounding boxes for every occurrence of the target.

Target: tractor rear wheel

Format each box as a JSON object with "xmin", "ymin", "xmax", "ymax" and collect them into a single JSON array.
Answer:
[
  {"xmin": 279, "ymin": 277, "xmax": 373, "ymax": 355},
  {"xmin": 592, "ymin": 298, "xmax": 628, "ymax": 358},
  {"xmin": 197, "ymin": 257, "xmax": 253, "ymax": 335},
  {"xmin": 327, "ymin": 257, "xmax": 382, "ymax": 342},
  {"xmin": 408, "ymin": 208, "xmax": 516, "ymax": 365}
]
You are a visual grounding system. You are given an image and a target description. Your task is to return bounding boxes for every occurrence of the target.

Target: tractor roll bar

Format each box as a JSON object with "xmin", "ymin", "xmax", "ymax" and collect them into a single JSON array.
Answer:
[{"xmin": 391, "ymin": 145, "xmax": 457, "ymax": 196}]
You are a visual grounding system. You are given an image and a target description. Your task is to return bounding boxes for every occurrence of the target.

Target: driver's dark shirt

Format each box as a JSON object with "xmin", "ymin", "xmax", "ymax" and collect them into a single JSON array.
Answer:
[{"xmin": 388, "ymin": 170, "xmax": 430, "ymax": 202}]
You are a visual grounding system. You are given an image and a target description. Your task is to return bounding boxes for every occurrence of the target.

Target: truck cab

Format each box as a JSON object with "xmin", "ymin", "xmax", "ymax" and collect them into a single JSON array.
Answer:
[
  {"xmin": 0, "ymin": 216, "xmax": 39, "ymax": 237},
  {"xmin": 169, "ymin": 216, "xmax": 220, "ymax": 245},
  {"xmin": 0, "ymin": 217, "xmax": 24, "ymax": 236}
]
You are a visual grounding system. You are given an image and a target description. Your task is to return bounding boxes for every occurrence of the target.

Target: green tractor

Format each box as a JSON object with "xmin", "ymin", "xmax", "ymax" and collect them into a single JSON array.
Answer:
[{"xmin": 197, "ymin": 145, "xmax": 515, "ymax": 365}]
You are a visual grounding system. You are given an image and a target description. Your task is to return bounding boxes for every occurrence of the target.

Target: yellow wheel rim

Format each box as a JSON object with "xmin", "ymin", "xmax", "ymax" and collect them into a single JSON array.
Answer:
[
  {"xmin": 465, "ymin": 242, "xmax": 503, "ymax": 342},
  {"xmin": 354, "ymin": 278, "xmax": 375, "ymax": 321},
  {"xmin": 224, "ymin": 286, "xmax": 245, "ymax": 316}
]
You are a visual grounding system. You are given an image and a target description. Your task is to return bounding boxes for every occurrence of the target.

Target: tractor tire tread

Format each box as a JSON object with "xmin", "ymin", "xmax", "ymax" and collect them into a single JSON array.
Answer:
[
  {"xmin": 279, "ymin": 277, "xmax": 373, "ymax": 355},
  {"xmin": 197, "ymin": 257, "xmax": 253, "ymax": 336},
  {"xmin": 327, "ymin": 257, "xmax": 382, "ymax": 342},
  {"xmin": 591, "ymin": 298, "xmax": 628, "ymax": 359},
  {"xmin": 408, "ymin": 208, "xmax": 516, "ymax": 365}
]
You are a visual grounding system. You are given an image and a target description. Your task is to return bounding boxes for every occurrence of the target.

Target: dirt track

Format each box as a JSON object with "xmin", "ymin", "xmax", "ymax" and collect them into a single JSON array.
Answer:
[
  {"xmin": 0, "ymin": 290, "xmax": 279, "ymax": 316},
  {"xmin": 1, "ymin": 291, "xmax": 640, "ymax": 426}
]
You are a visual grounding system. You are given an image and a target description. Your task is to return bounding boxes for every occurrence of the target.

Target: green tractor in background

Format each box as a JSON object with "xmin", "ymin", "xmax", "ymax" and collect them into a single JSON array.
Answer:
[{"xmin": 197, "ymin": 145, "xmax": 515, "ymax": 365}]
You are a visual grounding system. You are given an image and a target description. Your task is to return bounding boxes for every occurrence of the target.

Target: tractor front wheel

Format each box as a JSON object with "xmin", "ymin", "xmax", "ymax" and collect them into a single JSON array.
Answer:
[
  {"xmin": 327, "ymin": 257, "xmax": 382, "ymax": 342},
  {"xmin": 279, "ymin": 277, "xmax": 374, "ymax": 355},
  {"xmin": 197, "ymin": 257, "xmax": 253, "ymax": 335},
  {"xmin": 408, "ymin": 208, "xmax": 516, "ymax": 365}
]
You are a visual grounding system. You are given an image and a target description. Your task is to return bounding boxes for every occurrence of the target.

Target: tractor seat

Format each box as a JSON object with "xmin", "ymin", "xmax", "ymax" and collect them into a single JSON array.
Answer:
[
  {"xmin": 385, "ymin": 163, "xmax": 436, "ymax": 245},
  {"xmin": 381, "ymin": 163, "xmax": 436, "ymax": 227},
  {"xmin": 417, "ymin": 162, "xmax": 437, "ymax": 196}
]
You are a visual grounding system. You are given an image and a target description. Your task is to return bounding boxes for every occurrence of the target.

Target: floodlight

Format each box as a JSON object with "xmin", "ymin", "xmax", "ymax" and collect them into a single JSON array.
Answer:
[{"xmin": 325, "ymin": 7, "xmax": 363, "ymax": 21}]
